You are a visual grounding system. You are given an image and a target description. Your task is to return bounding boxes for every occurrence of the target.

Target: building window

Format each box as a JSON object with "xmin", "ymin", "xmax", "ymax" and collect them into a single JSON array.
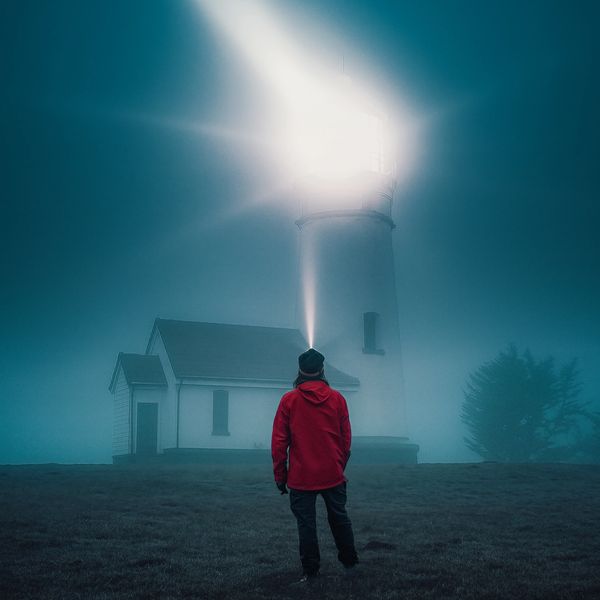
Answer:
[
  {"xmin": 212, "ymin": 390, "xmax": 230, "ymax": 436},
  {"xmin": 363, "ymin": 312, "xmax": 384, "ymax": 354}
]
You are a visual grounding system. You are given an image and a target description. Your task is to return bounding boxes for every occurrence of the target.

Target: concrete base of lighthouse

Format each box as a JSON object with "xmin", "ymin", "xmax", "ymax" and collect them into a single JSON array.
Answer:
[{"xmin": 350, "ymin": 436, "xmax": 419, "ymax": 464}]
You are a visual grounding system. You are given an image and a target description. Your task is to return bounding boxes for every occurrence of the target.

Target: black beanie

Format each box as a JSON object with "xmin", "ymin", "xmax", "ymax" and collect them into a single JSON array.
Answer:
[{"xmin": 298, "ymin": 348, "xmax": 325, "ymax": 375}]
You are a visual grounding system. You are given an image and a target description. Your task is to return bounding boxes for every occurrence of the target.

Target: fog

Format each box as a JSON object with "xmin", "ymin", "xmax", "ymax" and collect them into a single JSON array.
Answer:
[{"xmin": 1, "ymin": 0, "xmax": 599, "ymax": 465}]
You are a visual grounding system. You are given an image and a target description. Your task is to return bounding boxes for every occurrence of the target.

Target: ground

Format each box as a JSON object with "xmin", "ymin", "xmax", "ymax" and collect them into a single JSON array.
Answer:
[{"xmin": 1, "ymin": 462, "xmax": 600, "ymax": 599}]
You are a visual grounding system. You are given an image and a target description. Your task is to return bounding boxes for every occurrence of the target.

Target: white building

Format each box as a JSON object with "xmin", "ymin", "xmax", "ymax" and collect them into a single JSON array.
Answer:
[
  {"xmin": 109, "ymin": 319, "xmax": 361, "ymax": 463},
  {"xmin": 295, "ymin": 171, "xmax": 407, "ymax": 440},
  {"xmin": 109, "ymin": 313, "xmax": 418, "ymax": 463},
  {"xmin": 109, "ymin": 74, "xmax": 420, "ymax": 464}
]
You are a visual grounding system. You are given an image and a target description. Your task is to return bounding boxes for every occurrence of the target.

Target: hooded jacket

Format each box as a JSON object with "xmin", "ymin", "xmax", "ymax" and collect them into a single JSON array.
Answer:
[{"xmin": 271, "ymin": 380, "xmax": 351, "ymax": 490}]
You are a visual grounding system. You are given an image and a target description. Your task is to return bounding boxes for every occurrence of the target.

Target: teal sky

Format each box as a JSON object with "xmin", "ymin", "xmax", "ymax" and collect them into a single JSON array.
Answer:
[{"xmin": 1, "ymin": 0, "xmax": 599, "ymax": 463}]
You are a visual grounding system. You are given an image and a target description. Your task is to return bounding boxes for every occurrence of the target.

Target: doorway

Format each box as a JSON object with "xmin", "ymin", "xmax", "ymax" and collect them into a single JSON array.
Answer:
[{"xmin": 136, "ymin": 403, "xmax": 158, "ymax": 455}]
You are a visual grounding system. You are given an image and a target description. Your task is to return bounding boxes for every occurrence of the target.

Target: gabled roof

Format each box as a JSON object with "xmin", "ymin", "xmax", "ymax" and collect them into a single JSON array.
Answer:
[
  {"xmin": 147, "ymin": 318, "xmax": 359, "ymax": 387},
  {"xmin": 109, "ymin": 353, "xmax": 167, "ymax": 392}
]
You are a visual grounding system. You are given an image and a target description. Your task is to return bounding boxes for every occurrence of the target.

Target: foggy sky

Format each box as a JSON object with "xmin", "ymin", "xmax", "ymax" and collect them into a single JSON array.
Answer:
[{"xmin": 1, "ymin": 0, "xmax": 599, "ymax": 464}]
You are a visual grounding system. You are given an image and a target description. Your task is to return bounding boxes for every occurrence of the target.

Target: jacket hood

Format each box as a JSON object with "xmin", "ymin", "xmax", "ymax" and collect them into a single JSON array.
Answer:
[{"xmin": 297, "ymin": 380, "xmax": 332, "ymax": 405}]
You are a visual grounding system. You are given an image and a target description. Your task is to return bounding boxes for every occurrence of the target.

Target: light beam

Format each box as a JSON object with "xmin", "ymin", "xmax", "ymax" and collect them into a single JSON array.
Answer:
[
  {"xmin": 193, "ymin": 0, "xmax": 421, "ymax": 186},
  {"xmin": 301, "ymin": 243, "xmax": 316, "ymax": 348}
]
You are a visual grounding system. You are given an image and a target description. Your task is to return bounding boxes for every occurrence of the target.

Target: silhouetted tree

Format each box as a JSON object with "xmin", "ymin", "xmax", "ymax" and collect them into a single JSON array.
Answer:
[{"xmin": 461, "ymin": 345, "xmax": 586, "ymax": 462}]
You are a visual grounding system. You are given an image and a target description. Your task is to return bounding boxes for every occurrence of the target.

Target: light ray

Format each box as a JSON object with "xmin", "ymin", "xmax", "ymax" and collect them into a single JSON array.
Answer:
[
  {"xmin": 301, "ymin": 243, "xmax": 316, "ymax": 349},
  {"xmin": 193, "ymin": 0, "xmax": 421, "ymax": 184},
  {"xmin": 130, "ymin": 113, "xmax": 276, "ymax": 151}
]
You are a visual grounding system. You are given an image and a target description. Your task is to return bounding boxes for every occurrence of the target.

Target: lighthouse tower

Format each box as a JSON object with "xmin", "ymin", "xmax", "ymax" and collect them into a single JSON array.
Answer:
[{"xmin": 294, "ymin": 77, "xmax": 418, "ymax": 461}]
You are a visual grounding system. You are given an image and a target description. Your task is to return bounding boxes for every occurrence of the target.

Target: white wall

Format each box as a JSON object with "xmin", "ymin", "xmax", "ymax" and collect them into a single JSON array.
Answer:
[
  {"xmin": 112, "ymin": 367, "xmax": 129, "ymax": 456},
  {"xmin": 178, "ymin": 384, "xmax": 287, "ymax": 449}
]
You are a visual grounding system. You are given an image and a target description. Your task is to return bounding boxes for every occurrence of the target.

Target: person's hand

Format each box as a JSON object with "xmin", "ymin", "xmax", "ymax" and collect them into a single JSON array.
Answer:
[{"xmin": 276, "ymin": 481, "xmax": 288, "ymax": 495}]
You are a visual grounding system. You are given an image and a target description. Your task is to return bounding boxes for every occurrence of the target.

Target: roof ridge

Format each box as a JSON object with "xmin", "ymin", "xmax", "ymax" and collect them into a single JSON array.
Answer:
[
  {"xmin": 155, "ymin": 318, "xmax": 300, "ymax": 333},
  {"xmin": 141, "ymin": 317, "xmax": 359, "ymax": 386}
]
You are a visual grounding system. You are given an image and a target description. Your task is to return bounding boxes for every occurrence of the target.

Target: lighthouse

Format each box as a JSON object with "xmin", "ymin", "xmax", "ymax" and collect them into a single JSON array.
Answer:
[
  {"xmin": 293, "ymin": 76, "xmax": 418, "ymax": 461},
  {"xmin": 192, "ymin": 5, "xmax": 417, "ymax": 454}
]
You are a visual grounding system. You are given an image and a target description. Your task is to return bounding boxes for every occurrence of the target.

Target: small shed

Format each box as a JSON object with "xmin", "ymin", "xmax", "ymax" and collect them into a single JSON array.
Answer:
[{"xmin": 109, "ymin": 353, "xmax": 167, "ymax": 458}]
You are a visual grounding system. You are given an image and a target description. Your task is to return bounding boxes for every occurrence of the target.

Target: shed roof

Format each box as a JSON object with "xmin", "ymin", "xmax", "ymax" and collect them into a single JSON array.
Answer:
[
  {"xmin": 149, "ymin": 318, "xmax": 359, "ymax": 387},
  {"xmin": 109, "ymin": 353, "xmax": 167, "ymax": 392}
]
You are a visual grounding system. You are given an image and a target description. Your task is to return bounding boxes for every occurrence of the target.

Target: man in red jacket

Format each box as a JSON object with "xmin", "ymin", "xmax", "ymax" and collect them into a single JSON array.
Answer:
[{"xmin": 271, "ymin": 348, "xmax": 359, "ymax": 581}]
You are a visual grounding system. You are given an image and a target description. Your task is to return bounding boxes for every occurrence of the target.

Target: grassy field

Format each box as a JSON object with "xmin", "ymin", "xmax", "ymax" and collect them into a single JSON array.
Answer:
[{"xmin": 1, "ymin": 462, "xmax": 600, "ymax": 599}]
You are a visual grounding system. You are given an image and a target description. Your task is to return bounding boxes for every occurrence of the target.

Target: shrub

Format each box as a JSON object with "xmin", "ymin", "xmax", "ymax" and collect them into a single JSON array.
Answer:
[{"xmin": 461, "ymin": 345, "xmax": 586, "ymax": 462}]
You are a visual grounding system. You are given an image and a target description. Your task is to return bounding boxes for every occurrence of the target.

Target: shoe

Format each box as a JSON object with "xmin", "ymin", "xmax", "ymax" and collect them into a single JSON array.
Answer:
[
  {"xmin": 343, "ymin": 565, "xmax": 359, "ymax": 578},
  {"xmin": 290, "ymin": 573, "xmax": 319, "ymax": 586}
]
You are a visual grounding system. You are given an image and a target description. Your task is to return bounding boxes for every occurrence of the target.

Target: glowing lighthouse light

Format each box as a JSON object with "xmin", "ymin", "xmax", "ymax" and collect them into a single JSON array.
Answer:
[
  {"xmin": 193, "ymin": 0, "xmax": 411, "ymax": 187},
  {"xmin": 287, "ymin": 75, "xmax": 388, "ymax": 180}
]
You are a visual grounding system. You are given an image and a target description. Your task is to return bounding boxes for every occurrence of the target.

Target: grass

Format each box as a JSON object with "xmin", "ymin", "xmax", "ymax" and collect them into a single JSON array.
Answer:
[{"xmin": 1, "ymin": 462, "xmax": 600, "ymax": 599}]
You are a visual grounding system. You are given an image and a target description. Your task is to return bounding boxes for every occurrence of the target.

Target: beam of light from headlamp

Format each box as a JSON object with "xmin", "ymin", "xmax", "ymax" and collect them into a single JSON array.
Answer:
[{"xmin": 302, "ymin": 243, "xmax": 316, "ymax": 349}]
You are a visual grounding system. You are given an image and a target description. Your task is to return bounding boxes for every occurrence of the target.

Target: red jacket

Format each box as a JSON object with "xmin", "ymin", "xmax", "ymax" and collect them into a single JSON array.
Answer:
[{"xmin": 271, "ymin": 380, "xmax": 352, "ymax": 491}]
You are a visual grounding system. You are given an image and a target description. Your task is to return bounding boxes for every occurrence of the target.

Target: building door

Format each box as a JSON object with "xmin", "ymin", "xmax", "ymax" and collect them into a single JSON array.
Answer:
[{"xmin": 136, "ymin": 403, "xmax": 158, "ymax": 455}]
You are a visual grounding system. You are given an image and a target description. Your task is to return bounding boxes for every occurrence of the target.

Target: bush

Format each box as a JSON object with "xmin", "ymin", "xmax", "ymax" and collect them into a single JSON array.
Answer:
[{"xmin": 461, "ymin": 345, "xmax": 586, "ymax": 462}]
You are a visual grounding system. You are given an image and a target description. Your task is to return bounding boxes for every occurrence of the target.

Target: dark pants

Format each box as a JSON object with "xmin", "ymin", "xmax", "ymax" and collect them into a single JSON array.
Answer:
[{"xmin": 289, "ymin": 482, "xmax": 359, "ymax": 575}]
